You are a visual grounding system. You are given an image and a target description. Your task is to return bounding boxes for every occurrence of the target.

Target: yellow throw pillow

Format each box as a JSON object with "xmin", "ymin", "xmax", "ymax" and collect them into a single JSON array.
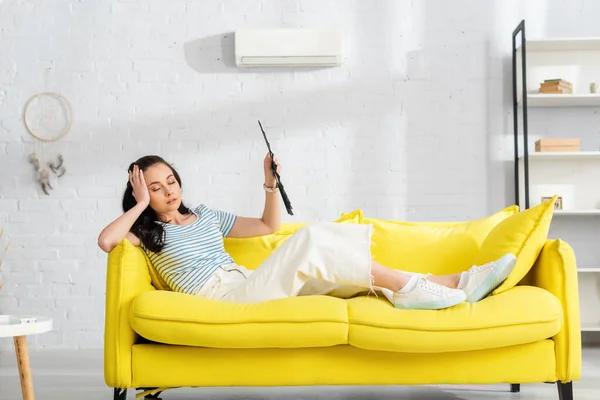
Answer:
[
  {"xmin": 474, "ymin": 196, "xmax": 556, "ymax": 295},
  {"xmin": 223, "ymin": 209, "xmax": 364, "ymax": 270},
  {"xmin": 363, "ymin": 206, "xmax": 518, "ymax": 276}
]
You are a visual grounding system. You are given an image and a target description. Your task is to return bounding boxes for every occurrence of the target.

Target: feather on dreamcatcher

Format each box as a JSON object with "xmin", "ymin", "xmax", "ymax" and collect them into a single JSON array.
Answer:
[{"xmin": 24, "ymin": 83, "xmax": 72, "ymax": 195}]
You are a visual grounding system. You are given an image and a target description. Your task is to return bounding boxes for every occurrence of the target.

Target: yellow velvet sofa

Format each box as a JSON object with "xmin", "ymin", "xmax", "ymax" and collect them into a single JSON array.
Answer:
[{"xmin": 104, "ymin": 204, "xmax": 581, "ymax": 400}]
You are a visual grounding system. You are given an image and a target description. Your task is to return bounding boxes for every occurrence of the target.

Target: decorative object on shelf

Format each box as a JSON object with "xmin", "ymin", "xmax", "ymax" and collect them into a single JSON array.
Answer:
[
  {"xmin": 591, "ymin": 82, "xmax": 598, "ymax": 93},
  {"xmin": 531, "ymin": 184, "xmax": 574, "ymax": 209},
  {"xmin": 539, "ymin": 79, "xmax": 572, "ymax": 94},
  {"xmin": 535, "ymin": 138, "xmax": 580, "ymax": 152},
  {"xmin": 24, "ymin": 85, "xmax": 72, "ymax": 195},
  {"xmin": 542, "ymin": 196, "xmax": 563, "ymax": 210}
]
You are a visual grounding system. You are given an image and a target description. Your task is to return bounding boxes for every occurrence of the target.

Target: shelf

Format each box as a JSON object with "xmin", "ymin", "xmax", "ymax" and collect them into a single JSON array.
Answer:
[
  {"xmin": 578, "ymin": 268, "xmax": 600, "ymax": 272},
  {"xmin": 554, "ymin": 210, "xmax": 600, "ymax": 216},
  {"xmin": 526, "ymin": 94, "xmax": 600, "ymax": 107},
  {"xmin": 519, "ymin": 151, "xmax": 600, "ymax": 161},
  {"xmin": 520, "ymin": 37, "xmax": 600, "ymax": 52},
  {"xmin": 581, "ymin": 326, "xmax": 600, "ymax": 332}
]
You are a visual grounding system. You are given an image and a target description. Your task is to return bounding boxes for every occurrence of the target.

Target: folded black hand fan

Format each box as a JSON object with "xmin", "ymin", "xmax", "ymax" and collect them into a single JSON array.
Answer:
[{"xmin": 258, "ymin": 120, "xmax": 293, "ymax": 216}]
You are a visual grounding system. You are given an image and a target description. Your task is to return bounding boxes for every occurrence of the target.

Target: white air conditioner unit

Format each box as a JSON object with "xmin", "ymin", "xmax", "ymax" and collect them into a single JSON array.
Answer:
[{"xmin": 234, "ymin": 29, "xmax": 342, "ymax": 67}]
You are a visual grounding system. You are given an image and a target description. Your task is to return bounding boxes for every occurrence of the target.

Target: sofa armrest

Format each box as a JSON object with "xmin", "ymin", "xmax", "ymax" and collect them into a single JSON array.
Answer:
[
  {"xmin": 104, "ymin": 239, "xmax": 155, "ymax": 389},
  {"xmin": 522, "ymin": 239, "xmax": 582, "ymax": 382}
]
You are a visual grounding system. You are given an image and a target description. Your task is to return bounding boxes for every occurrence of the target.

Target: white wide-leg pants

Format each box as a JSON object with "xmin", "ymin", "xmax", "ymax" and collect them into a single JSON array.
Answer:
[{"xmin": 197, "ymin": 222, "xmax": 374, "ymax": 303}]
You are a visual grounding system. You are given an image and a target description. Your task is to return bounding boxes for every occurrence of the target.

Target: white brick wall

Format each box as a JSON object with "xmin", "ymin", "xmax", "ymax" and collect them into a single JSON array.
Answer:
[{"xmin": 1, "ymin": 0, "xmax": 599, "ymax": 349}]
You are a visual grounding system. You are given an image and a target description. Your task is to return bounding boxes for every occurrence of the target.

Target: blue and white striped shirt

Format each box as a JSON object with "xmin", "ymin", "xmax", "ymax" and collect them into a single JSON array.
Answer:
[{"xmin": 141, "ymin": 204, "xmax": 237, "ymax": 295}]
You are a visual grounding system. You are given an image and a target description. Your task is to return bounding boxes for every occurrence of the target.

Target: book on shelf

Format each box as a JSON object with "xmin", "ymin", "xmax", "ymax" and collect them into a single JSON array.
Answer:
[
  {"xmin": 539, "ymin": 79, "xmax": 573, "ymax": 94},
  {"xmin": 539, "ymin": 88, "xmax": 573, "ymax": 94},
  {"xmin": 543, "ymin": 78, "xmax": 572, "ymax": 87},
  {"xmin": 535, "ymin": 138, "xmax": 580, "ymax": 152}
]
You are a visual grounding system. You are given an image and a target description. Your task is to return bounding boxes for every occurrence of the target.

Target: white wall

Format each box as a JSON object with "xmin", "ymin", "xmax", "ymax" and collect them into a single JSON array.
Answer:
[{"xmin": 0, "ymin": 0, "xmax": 598, "ymax": 349}]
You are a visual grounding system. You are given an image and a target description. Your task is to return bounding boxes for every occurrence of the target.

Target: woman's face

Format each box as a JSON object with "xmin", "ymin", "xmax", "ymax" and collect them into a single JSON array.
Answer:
[{"xmin": 143, "ymin": 163, "xmax": 182, "ymax": 213}]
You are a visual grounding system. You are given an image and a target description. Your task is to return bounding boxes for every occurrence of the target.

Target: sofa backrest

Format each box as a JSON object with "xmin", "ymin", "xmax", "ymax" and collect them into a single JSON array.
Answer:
[
  {"xmin": 133, "ymin": 206, "xmax": 528, "ymax": 289},
  {"xmin": 363, "ymin": 206, "xmax": 518, "ymax": 275},
  {"xmin": 222, "ymin": 210, "xmax": 363, "ymax": 270}
]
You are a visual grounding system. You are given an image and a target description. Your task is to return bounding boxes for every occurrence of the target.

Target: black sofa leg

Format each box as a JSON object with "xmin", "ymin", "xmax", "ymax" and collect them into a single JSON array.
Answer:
[
  {"xmin": 510, "ymin": 384, "xmax": 520, "ymax": 393},
  {"xmin": 558, "ymin": 382, "xmax": 573, "ymax": 400},
  {"xmin": 114, "ymin": 388, "xmax": 127, "ymax": 400}
]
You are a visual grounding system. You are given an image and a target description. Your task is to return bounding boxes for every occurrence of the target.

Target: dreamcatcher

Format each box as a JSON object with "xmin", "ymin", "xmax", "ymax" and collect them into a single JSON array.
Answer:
[{"xmin": 24, "ymin": 80, "xmax": 72, "ymax": 195}]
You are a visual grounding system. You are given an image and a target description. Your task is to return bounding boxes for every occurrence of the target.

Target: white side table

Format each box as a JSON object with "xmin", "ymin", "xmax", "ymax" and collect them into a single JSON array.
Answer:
[{"xmin": 0, "ymin": 315, "xmax": 53, "ymax": 400}]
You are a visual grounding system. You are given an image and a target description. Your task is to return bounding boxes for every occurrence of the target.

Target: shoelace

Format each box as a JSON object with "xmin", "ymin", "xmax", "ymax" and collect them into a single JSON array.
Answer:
[
  {"xmin": 418, "ymin": 278, "xmax": 445, "ymax": 295},
  {"xmin": 468, "ymin": 260, "xmax": 496, "ymax": 274}
]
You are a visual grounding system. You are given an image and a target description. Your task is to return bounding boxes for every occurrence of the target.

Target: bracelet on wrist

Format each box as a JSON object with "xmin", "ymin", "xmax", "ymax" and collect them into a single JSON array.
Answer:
[{"xmin": 263, "ymin": 183, "xmax": 279, "ymax": 193}]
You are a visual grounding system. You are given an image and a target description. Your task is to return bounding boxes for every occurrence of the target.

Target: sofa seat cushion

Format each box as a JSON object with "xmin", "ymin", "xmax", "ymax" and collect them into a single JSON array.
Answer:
[
  {"xmin": 347, "ymin": 286, "xmax": 562, "ymax": 353},
  {"xmin": 130, "ymin": 291, "xmax": 349, "ymax": 348}
]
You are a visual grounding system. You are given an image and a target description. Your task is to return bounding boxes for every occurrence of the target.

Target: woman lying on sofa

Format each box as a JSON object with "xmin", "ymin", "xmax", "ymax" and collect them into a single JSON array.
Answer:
[{"xmin": 98, "ymin": 154, "xmax": 516, "ymax": 310}]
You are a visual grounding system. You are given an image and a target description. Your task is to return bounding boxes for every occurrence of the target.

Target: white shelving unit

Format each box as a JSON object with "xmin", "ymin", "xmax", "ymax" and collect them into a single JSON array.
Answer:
[
  {"xmin": 518, "ymin": 153, "xmax": 600, "ymax": 211},
  {"xmin": 516, "ymin": 36, "xmax": 600, "ymax": 106},
  {"xmin": 527, "ymin": 93, "xmax": 600, "ymax": 107},
  {"xmin": 581, "ymin": 326, "xmax": 600, "ymax": 332},
  {"xmin": 578, "ymin": 274, "xmax": 600, "ymax": 332},
  {"xmin": 555, "ymin": 210, "xmax": 600, "ymax": 216},
  {"xmin": 523, "ymin": 37, "xmax": 600, "ymax": 52},
  {"xmin": 520, "ymin": 151, "xmax": 600, "ymax": 160},
  {"xmin": 516, "ymin": 36, "xmax": 600, "ymax": 334}
]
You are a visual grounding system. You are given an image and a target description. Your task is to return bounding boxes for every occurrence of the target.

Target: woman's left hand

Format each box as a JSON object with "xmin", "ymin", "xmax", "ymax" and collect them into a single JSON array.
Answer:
[{"xmin": 263, "ymin": 153, "xmax": 281, "ymax": 188}]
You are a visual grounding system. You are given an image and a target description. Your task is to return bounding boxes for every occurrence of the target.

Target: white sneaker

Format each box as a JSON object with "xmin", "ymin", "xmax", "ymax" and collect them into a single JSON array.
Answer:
[
  {"xmin": 380, "ymin": 276, "xmax": 466, "ymax": 310},
  {"xmin": 458, "ymin": 253, "xmax": 517, "ymax": 303}
]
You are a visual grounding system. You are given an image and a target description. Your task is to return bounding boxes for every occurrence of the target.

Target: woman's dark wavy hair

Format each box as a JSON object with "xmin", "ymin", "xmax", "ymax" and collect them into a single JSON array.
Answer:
[{"xmin": 123, "ymin": 155, "xmax": 191, "ymax": 252}]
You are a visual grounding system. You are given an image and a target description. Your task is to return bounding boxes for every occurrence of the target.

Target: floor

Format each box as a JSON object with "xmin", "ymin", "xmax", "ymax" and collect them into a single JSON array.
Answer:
[{"xmin": 0, "ymin": 348, "xmax": 599, "ymax": 400}]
